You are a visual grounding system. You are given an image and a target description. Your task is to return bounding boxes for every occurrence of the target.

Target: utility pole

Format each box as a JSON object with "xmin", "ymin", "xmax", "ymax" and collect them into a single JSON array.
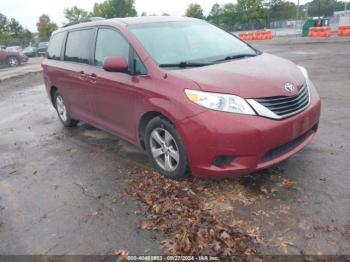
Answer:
[
  {"xmin": 318, "ymin": 0, "xmax": 321, "ymax": 18},
  {"xmin": 297, "ymin": 0, "xmax": 300, "ymax": 20}
]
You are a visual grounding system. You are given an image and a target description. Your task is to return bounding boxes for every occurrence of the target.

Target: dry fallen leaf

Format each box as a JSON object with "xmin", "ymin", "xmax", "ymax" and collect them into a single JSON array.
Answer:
[
  {"xmin": 281, "ymin": 179, "xmax": 297, "ymax": 189},
  {"xmin": 127, "ymin": 166, "xmax": 256, "ymax": 259},
  {"xmin": 114, "ymin": 249, "xmax": 128, "ymax": 262},
  {"xmin": 90, "ymin": 211, "xmax": 99, "ymax": 217},
  {"xmin": 95, "ymin": 193, "xmax": 109, "ymax": 200},
  {"xmin": 324, "ymin": 224, "xmax": 336, "ymax": 232},
  {"xmin": 112, "ymin": 196, "xmax": 119, "ymax": 203}
]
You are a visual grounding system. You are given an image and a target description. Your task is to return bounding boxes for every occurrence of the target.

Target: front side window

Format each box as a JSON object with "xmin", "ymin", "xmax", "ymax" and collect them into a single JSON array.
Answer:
[
  {"xmin": 47, "ymin": 32, "xmax": 65, "ymax": 60},
  {"xmin": 129, "ymin": 21, "xmax": 256, "ymax": 66},
  {"xmin": 94, "ymin": 28, "xmax": 130, "ymax": 67},
  {"xmin": 134, "ymin": 53, "xmax": 147, "ymax": 75},
  {"xmin": 65, "ymin": 29, "xmax": 92, "ymax": 64}
]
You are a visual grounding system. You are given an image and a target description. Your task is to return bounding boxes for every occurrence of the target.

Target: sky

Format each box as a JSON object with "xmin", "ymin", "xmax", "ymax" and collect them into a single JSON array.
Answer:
[
  {"xmin": 1, "ymin": 0, "xmax": 306, "ymax": 32},
  {"xmin": 1, "ymin": 0, "xmax": 230, "ymax": 32}
]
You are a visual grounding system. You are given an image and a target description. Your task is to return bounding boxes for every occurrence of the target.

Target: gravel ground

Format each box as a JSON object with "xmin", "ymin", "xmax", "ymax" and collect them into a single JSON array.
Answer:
[{"xmin": 0, "ymin": 37, "xmax": 349, "ymax": 256}]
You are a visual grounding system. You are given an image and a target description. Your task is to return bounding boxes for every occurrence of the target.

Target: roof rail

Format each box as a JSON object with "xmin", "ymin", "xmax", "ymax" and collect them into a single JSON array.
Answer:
[{"xmin": 62, "ymin": 17, "xmax": 105, "ymax": 28}]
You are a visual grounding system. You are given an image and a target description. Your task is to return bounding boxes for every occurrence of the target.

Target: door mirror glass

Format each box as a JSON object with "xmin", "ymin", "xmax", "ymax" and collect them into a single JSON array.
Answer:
[{"xmin": 103, "ymin": 56, "xmax": 128, "ymax": 73}]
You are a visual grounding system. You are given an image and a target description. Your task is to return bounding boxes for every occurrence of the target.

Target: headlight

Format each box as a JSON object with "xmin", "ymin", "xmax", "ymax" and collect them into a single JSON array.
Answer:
[{"xmin": 185, "ymin": 89, "xmax": 256, "ymax": 115}]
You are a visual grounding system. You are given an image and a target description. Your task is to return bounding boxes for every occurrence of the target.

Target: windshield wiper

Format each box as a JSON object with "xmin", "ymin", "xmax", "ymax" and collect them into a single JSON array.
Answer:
[
  {"xmin": 214, "ymin": 53, "xmax": 258, "ymax": 63},
  {"xmin": 159, "ymin": 61, "xmax": 213, "ymax": 68}
]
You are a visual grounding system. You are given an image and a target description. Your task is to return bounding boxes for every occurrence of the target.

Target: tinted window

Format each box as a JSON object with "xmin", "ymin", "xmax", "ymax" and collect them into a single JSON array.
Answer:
[
  {"xmin": 47, "ymin": 33, "xmax": 65, "ymax": 60},
  {"xmin": 94, "ymin": 28, "xmax": 129, "ymax": 67},
  {"xmin": 65, "ymin": 29, "xmax": 92, "ymax": 64}
]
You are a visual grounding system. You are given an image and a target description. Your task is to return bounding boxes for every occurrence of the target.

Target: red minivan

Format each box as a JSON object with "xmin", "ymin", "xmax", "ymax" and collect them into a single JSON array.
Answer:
[{"xmin": 42, "ymin": 16, "xmax": 321, "ymax": 179}]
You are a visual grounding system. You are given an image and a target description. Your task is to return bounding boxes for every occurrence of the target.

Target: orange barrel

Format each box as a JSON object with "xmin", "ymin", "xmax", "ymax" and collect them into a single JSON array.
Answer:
[
  {"xmin": 266, "ymin": 30, "xmax": 272, "ymax": 39},
  {"xmin": 247, "ymin": 32, "xmax": 254, "ymax": 40},
  {"xmin": 308, "ymin": 27, "xmax": 316, "ymax": 37},
  {"xmin": 238, "ymin": 32, "xmax": 245, "ymax": 40},
  {"xmin": 337, "ymin": 25, "xmax": 350, "ymax": 36}
]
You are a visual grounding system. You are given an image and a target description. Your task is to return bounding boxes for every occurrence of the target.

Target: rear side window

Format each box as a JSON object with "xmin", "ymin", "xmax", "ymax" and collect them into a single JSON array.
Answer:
[
  {"xmin": 65, "ymin": 29, "xmax": 93, "ymax": 64},
  {"xmin": 94, "ymin": 28, "xmax": 129, "ymax": 67},
  {"xmin": 47, "ymin": 33, "xmax": 65, "ymax": 60}
]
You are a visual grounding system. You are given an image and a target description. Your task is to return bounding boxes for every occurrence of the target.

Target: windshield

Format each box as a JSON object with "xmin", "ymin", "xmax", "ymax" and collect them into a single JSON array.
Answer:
[{"xmin": 129, "ymin": 20, "xmax": 256, "ymax": 66}]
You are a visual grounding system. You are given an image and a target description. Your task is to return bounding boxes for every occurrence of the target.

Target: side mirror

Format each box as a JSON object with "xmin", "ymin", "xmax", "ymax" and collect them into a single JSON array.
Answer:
[{"xmin": 103, "ymin": 56, "xmax": 128, "ymax": 73}]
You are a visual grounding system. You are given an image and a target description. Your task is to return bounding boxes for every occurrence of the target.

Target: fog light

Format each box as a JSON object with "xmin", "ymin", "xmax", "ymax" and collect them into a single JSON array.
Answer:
[{"xmin": 212, "ymin": 155, "xmax": 235, "ymax": 167}]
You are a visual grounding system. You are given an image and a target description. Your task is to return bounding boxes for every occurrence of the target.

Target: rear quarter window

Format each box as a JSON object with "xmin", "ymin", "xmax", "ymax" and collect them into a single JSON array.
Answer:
[
  {"xmin": 64, "ymin": 29, "xmax": 93, "ymax": 64},
  {"xmin": 47, "ymin": 33, "xmax": 65, "ymax": 60}
]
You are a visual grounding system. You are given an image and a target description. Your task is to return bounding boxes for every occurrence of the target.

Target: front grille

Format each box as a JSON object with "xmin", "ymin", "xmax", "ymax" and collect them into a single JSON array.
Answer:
[
  {"xmin": 261, "ymin": 130, "xmax": 312, "ymax": 161},
  {"xmin": 254, "ymin": 82, "xmax": 310, "ymax": 118}
]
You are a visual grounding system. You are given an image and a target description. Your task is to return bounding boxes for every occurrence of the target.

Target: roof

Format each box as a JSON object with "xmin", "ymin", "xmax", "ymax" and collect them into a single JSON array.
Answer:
[
  {"xmin": 108, "ymin": 16, "xmax": 198, "ymax": 25},
  {"xmin": 53, "ymin": 16, "xmax": 199, "ymax": 34}
]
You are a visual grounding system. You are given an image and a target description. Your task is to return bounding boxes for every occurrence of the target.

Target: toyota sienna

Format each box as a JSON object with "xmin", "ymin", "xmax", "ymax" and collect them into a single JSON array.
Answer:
[{"xmin": 42, "ymin": 16, "xmax": 321, "ymax": 179}]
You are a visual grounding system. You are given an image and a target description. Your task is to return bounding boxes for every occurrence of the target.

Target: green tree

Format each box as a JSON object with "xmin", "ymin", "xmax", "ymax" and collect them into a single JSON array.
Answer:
[
  {"xmin": 0, "ymin": 13, "xmax": 8, "ymax": 32},
  {"xmin": 16, "ymin": 29, "xmax": 33, "ymax": 46},
  {"xmin": 270, "ymin": 0, "xmax": 296, "ymax": 20},
  {"xmin": 220, "ymin": 3, "xmax": 239, "ymax": 27},
  {"xmin": 0, "ymin": 31, "xmax": 10, "ymax": 45},
  {"xmin": 92, "ymin": 0, "xmax": 137, "ymax": 18},
  {"xmin": 235, "ymin": 0, "xmax": 267, "ymax": 29},
  {"xmin": 0, "ymin": 13, "xmax": 33, "ymax": 46},
  {"xmin": 185, "ymin": 3, "xmax": 204, "ymax": 19},
  {"xmin": 7, "ymin": 18, "xmax": 23, "ymax": 35},
  {"xmin": 64, "ymin": 6, "xmax": 90, "ymax": 22},
  {"xmin": 307, "ymin": 0, "xmax": 341, "ymax": 17},
  {"xmin": 207, "ymin": 3, "xmax": 222, "ymax": 24},
  {"xmin": 334, "ymin": 1, "xmax": 347, "ymax": 11},
  {"xmin": 37, "ymin": 14, "xmax": 58, "ymax": 40}
]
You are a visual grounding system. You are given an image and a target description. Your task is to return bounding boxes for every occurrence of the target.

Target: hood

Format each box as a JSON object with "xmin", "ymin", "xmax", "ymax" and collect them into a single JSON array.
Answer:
[{"xmin": 171, "ymin": 53, "xmax": 305, "ymax": 99}]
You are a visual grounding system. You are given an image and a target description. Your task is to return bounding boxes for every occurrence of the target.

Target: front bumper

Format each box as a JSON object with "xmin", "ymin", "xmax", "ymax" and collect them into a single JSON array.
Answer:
[{"xmin": 176, "ymin": 83, "xmax": 321, "ymax": 177}]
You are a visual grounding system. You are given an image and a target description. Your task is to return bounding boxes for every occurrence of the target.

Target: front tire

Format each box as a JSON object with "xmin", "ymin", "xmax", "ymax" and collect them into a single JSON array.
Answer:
[
  {"xmin": 54, "ymin": 91, "xmax": 78, "ymax": 127},
  {"xmin": 7, "ymin": 56, "xmax": 19, "ymax": 67},
  {"xmin": 145, "ymin": 116, "xmax": 190, "ymax": 180}
]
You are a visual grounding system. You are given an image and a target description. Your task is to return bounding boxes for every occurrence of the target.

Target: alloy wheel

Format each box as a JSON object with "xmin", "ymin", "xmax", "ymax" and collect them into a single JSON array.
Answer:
[
  {"xmin": 56, "ymin": 95, "xmax": 68, "ymax": 122},
  {"xmin": 8, "ymin": 57, "xmax": 19, "ymax": 66},
  {"xmin": 150, "ymin": 128, "xmax": 180, "ymax": 172}
]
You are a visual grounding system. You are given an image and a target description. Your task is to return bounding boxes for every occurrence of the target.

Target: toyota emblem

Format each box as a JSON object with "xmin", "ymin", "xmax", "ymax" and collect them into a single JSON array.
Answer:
[{"xmin": 284, "ymin": 83, "xmax": 295, "ymax": 93}]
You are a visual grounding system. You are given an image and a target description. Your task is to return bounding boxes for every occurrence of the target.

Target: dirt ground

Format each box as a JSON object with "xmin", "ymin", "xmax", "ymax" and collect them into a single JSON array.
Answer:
[
  {"xmin": 0, "ymin": 57, "xmax": 42, "ymax": 81},
  {"xmin": 0, "ymin": 37, "xmax": 349, "ymax": 256}
]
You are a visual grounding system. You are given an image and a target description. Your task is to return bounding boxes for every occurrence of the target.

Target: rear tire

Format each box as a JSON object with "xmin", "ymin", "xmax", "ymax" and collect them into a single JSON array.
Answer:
[
  {"xmin": 53, "ymin": 91, "xmax": 79, "ymax": 127},
  {"xmin": 145, "ymin": 116, "xmax": 190, "ymax": 180},
  {"xmin": 7, "ymin": 56, "xmax": 19, "ymax": 67}
]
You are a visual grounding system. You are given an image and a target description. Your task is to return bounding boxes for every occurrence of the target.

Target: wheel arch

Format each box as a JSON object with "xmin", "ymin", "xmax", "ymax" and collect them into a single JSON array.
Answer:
[
  {"xmin": 50, "ymin": 86, "xmax": 58, "ymax": 106},
  {"xmin": 138, "ymin": 111, "xmax": 175, "ymax": 150},
  {"xmin": 6, "ymin": 55, "xmax": 17, "ymax": 60}
]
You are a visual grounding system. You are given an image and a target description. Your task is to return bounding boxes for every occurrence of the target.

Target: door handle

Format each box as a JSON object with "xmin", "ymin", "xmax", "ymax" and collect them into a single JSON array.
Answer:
[
  {"xmin": 88, "ymin": 73, "xmax": 98, "ymax": 84},
  {"xmin": 78, "ymin": 71, "xmax": 86, "ymax": 81}
]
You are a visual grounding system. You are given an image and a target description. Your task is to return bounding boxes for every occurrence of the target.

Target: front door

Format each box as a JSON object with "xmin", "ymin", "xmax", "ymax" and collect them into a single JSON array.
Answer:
[{"xmin": 86, "ymin": 28, "xmax": 138, "ymax": 141}]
